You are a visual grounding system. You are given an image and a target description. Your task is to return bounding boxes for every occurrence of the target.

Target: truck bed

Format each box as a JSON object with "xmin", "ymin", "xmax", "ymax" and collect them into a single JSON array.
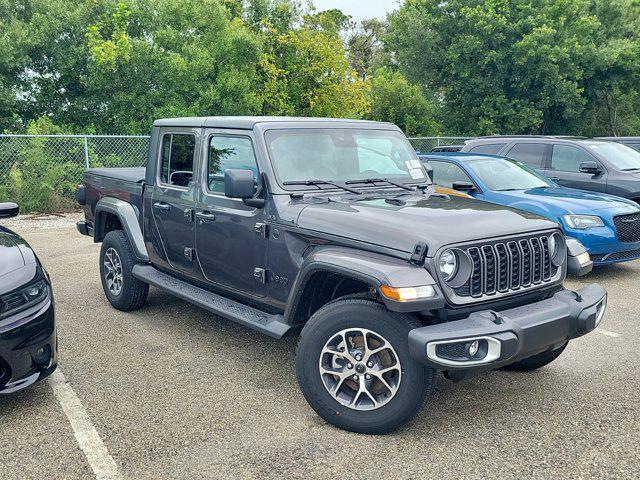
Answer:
[{"xmin": 82, "ymin": 167, "xmax": 146, "ymax": 225}]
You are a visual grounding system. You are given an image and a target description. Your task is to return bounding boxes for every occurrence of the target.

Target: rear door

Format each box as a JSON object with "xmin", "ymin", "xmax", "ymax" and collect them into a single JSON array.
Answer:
[
  {"xmin": 150, "ymin": 128, "xmax": 199, "ymax": 275},
  {"xmin": 195, "ymin": 131, "xmax": 267, "ymax": 296},
  {"xmin": 503, "ymin": 142, "xmax": 549, "ymax": 172},
  {"xmin": 546, "ymin": 144, "xmax": 607, "ymax": 192}
]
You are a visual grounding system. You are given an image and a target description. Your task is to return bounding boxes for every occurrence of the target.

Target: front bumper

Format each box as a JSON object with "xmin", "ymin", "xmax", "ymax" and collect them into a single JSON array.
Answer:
[
  {"xmin": 408, "ymin": 284, "xmax": 606, "ymax": 370},
  {"xmin": 0, "ymin": 297, "xmax": 57, "ymax": 394}
]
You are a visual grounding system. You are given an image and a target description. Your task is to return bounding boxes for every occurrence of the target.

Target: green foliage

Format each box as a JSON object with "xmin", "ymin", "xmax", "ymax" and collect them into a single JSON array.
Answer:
[
  {"xmin": 386, "ymin": 0, "xmax": 640, "ymax": 135},
  {"xmin": 369, "ymin": 68, "xmax": 440, "ymax": 136}
]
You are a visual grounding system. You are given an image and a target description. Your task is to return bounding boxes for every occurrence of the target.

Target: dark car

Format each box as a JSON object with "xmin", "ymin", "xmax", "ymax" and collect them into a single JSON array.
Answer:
[
  {"xmin": 461, "ymin": 136, "xmax": 640, "ymax": 203},
  {"xmin": 0, "ymin": 203, "xmax": 57, "ymax": 394},
  {"xmin": 595, "ymin": 137, "xmax": 640, "ymax": 152},
  {"xmin": 76, "ymin": 117, "xmax": 606, "ymax": 434}
]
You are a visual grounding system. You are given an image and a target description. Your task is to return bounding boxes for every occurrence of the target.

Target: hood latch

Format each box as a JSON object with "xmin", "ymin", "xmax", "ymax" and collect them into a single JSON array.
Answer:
[{"xmin": 410, "ymin": 242, "xmax": 428, "ymax": 266}]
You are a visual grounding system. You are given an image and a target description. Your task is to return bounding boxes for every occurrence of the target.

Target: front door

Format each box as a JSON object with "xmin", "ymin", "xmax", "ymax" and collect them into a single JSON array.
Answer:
[
  {"xmin": 195, "ymin": 132, "xmax": 267, "ymax": 296},
  {"xmin": 543, "ymin": 144, "xmax": 607, "ymax": 192},
  {"xmin": 150, "ymin": 130, "xmax": 198, "ymax": 274}
]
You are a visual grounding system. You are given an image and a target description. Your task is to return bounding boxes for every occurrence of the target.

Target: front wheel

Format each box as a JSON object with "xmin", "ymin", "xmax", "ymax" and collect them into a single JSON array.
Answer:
[
  {"xmin": 100, "ymin": 230, "xmax": 149, "ymax": 311},
  {"xmin": 295, "ymin": 298, "xmax": 435, "ymax": 434}
]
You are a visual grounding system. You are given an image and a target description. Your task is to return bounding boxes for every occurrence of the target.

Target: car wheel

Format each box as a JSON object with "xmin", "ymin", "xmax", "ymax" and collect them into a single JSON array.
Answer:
[
  {"xmin": 295, "ymin": 297, "xmax": 434, "ymax": 434},
  {"xmin": 502, "ymin": 341, "xmax": 568, "ymax": 372},
  {"xmin": 100, "ymin": 230, "xmax": 149, "ymax": 311}
]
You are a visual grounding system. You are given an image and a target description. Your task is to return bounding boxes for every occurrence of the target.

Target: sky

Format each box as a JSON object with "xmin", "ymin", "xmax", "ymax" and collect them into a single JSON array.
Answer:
[{"xmin": 313, "ymin": 0, "xmax": 400, "ymax": 22}]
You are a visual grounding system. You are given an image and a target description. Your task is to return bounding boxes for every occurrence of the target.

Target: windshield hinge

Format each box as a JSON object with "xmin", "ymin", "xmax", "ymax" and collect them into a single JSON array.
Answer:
[
  {"xmin": 254, "ymin": 222, "xmax": 269, "ymax": 238},
  {"xmin": 410, "ymin": 242, "xmax": 428, "ymax": 266}
]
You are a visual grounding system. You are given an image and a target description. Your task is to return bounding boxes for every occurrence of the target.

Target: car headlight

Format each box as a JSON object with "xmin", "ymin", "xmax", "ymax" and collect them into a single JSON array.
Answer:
[
  {"xmin": 563, "ymin": 215, "xmax": 604, "ymax": 229},
  {"xmin": 547, "ymin": 232, "xmax": 566, "ymax": 267},
  {"xmin": 0, "ymin": 279, "xmax": 49, "ymax": 319},
  {"xmin": 438, "ymin": 249, "xmax": 458, "ymax": 282}
]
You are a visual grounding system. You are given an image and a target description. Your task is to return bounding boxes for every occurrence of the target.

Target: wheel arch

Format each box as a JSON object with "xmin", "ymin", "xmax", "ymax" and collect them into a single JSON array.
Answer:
[
  {"xmin": 94, "ymin": 197, "xmax": 149, "ymax": 262},
  {"xmin": 283, "ymin": 246, "xmax": 442, "ymax": 325}
]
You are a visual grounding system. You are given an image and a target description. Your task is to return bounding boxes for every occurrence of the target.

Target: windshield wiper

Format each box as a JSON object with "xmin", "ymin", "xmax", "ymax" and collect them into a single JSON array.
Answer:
[
  {"xmin": 621, "ymin": 168, "xmax": 640, "ymax": 171},
  {"xmin": 282, "ymin": 179, "xmax": 361, "ymax": 194},
  {"xmin": 345, "ymin": 177, "xmax": 414, "ymax": 191}
]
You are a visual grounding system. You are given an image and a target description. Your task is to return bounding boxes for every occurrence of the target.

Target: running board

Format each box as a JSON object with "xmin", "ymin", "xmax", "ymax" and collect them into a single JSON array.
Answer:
[{"xmin": 132, "ymin": 264, "xmax": 291, "ymax": 338}]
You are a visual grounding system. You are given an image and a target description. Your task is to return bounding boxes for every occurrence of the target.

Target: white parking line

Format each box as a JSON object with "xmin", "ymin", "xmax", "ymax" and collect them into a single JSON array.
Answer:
[
  {"xmin": 594, "ymin": 327, "xmax": 621, "ymax": 338},
  {"xmin": 49, "ymin": 369, "xmax": 123, "ymax": 480}
]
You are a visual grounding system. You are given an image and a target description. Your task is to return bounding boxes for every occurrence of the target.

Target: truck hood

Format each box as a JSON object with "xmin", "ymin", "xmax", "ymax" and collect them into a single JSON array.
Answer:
[
  {"xmin": 295, "ymin": 193, "xmax": 558, "ymax": 256},
  {"xmin": 492, "ymin": 187, "xmax": 640, "ymax": 215}
]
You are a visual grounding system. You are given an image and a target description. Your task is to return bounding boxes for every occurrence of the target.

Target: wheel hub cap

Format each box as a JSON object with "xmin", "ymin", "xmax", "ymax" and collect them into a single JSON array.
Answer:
[
  {"xmin": 319, "ymin": 328, "xmax": 402, "ymax": 411},
  {"xmin": 103, "ymin": 247, "xmax": 123, "ymax": 296}
]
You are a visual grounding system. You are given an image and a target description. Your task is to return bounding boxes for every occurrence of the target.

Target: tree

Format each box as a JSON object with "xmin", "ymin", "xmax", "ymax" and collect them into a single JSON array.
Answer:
[
  {"xmin": 368, "ymin": 68, "xmax": 440, "ymax": 136},
  {"xmin": 386, "ymin": 0, "xmax": 640, "ymax": 135}
]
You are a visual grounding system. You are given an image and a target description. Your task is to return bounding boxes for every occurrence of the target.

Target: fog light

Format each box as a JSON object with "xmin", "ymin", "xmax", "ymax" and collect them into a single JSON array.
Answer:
[
  {"xmin": 466, "ymin": 340, "xmax": 479, "ymax": 357},
  {"xmin": 34, "ymin": 345, "xmax": 51, "ymax": 364}
]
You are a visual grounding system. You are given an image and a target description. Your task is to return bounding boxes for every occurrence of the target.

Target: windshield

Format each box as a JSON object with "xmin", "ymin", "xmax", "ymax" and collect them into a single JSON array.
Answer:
[
  {"xmin": 467, "ymin": 158, "xmax": 554, "ymax": 191},
  {"xmin": 264, "ymin": 128, "xmax": 427, "ymax": 188},
  {"xmin": 584, "ymin": 142, "xmax": 640, "ymax": 170}
]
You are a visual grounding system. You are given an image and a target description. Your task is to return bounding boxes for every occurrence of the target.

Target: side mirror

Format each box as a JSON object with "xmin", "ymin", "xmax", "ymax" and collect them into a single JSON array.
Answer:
[
  {"xmin": 452, "ymin": 181, "xmax": 476, "ymax": 192},
  {"xmin": 579, "ymin": 161, "xmax": 601, "ymax": 174},
  {"xmin": 225, "ymin": 169, "xmax": 257, "ymax": 200},
  {"xmin": 0, "ymin": 202, "xmax": 19, "ymax": 219}
]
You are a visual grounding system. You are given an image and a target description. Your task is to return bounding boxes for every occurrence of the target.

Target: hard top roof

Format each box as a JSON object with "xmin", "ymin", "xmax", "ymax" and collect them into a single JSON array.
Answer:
[{"xmin": 153, "ymin": 116, "xmax": 393, "ymax": 129}]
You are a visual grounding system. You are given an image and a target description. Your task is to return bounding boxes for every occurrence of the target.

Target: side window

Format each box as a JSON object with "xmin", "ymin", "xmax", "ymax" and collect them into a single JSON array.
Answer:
[
  {"xmin": 159, "ymin": 134, "xmax": 196, "ymax": 187},
  {"xmin": 208, "ymin": 136, "xmax": 258, "ymax": 194},
  {"xmin": 551, "ymin": 145, "xmax": 594, "ymax": 172},
  {"xmin": 505, "ymin": 143, "xmax": 547, "ymax": 168},
  {"xmin": 468, "ymin": 143, "xmax": 506, "ymax": 155},
  {"xmin": 429, "ymin": 161, "xmax": 472, "ymax": 188},
  {"xmin": 625, "ymin": 142, "xmax": 640, "ymax": 152}
]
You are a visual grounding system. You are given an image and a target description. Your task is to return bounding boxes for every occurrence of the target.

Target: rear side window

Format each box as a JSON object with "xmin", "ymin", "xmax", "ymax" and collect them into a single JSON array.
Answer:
[
  {"xmin": 160, "ymin": 134, "xmax": 196, "ymax": 187},
  {"xmin": 550, "ymin": 145, "xmax": 594, "ymax": 172},
  {"xmin": 505, "ymin": 143, "xmax": 547, "ymax": 168},
  {"xmin": 468, "ymin": 143, "xmax": 506, "ymax": 155},
  {"xmin": 208, "ymin": 136, "xmax": 259, "ymax": 194},
  {"xmin": 429, "ymin": 160, "xmax": 472, "ymax": 188}
]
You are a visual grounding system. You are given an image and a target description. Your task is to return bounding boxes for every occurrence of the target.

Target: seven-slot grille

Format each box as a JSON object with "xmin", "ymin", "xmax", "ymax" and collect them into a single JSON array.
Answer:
[
  {"xmin": 613, "ymin": 213, "xmax": 640, "ymax": 243},
  {"xmin": 454, "ymin": 234, "xmax": 559, "ymax": 298}
]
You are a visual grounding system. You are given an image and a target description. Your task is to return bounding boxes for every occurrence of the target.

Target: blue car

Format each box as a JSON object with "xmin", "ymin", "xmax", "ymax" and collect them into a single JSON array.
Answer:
[{"xmin": 420, "ymin": 152, "xmax": 640, "ymax": 265}]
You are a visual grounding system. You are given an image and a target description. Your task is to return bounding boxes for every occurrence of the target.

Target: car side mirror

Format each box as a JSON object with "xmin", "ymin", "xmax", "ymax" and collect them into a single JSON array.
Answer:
[
  {"xmin": 579, "ymin": 161, "xmax": 601, "ymax": 174},
  {"xmin": 0, "ymin": 202, "xmax": 19, "ymax": 219},
  {"xmin": 452, "ymin": 181, "xmax": 476, "ymax": 192},
  {"xmin": 422, "ymin": 162, "xmax": 434, "ymax": 181},
  {"xmin": 225, "ymin": 168, "xmax": 257, "ymax": 199}
]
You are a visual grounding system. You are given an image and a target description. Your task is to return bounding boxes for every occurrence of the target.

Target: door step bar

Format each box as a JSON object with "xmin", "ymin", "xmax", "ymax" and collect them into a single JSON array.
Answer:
[{"xmin": 132, "ymin": 264, "xmax": 292, "ymax": 338}]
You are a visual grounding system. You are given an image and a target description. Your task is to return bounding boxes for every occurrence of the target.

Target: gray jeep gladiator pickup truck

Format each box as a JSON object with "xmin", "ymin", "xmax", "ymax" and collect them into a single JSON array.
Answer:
[{"xmin": 76, "ymin": 117, "xmax": 607, "ymax": 434}]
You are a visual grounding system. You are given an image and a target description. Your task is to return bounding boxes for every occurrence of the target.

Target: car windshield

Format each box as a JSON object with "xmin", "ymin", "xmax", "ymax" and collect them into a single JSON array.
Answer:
[
  {"xmin": 584, "ymin": 141, "xmax": 640, "ymax": 170},
  {"xmin": 264, "ymin": 128, "xmax": 428, "ymax": 188},
  {"xmin": 467, "ymin": 157, "xmax": 554, "ymax": 191}
]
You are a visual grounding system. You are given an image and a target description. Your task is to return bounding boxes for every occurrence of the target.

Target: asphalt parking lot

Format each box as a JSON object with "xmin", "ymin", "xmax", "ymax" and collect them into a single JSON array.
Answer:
[{"xmin": 1, "ymin": 217, "xmax": 639, "ymax": 479}]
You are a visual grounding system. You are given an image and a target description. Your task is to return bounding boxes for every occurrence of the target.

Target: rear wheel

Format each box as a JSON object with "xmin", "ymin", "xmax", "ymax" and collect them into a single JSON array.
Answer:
[
  {"xmin": 295, "ymin": 298, "xmax": 434, "ymax": 434},
  {"xmin": 503, "ymin": 342, "xmax": 568, "ymax": 372},
  {"xmin": 100, "ymin": 230, "xmax": 149, "ymax": 311}
]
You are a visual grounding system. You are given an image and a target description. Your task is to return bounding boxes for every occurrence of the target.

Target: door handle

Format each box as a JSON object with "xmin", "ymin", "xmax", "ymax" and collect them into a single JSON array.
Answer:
[
  {"xmin": 196, "ymin": 211, "xmax": 216, "ymax": 223},
  {"xmin": 153, "ymin": 202, "xmax": 170, "ymax": 211}
]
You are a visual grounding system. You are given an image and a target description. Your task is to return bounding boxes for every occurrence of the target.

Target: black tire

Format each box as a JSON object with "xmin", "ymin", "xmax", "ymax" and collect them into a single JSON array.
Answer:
[
  {"xmin": 503, "ymin": 341, "xmax": 568, "ymax": 372},
  {"xmin": 99, "ymin": 230, "xmax": 149, "ymax": 311},
  {"xmin": 295, "ymin": 298, "xmax": 435, "ymax": 434}
]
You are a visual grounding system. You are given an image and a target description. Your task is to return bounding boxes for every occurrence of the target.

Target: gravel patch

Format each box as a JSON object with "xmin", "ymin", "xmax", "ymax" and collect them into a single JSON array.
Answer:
[{"xmin": 2, "ymin": 212, "xmax": 83, "ymax": 231}]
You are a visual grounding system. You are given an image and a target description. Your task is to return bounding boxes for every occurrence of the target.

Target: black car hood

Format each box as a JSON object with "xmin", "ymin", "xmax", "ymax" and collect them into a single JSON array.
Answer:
[
  {"xmin": 296, "ymin": 193, "xmax": 558, "ymax": 255},
  {"xmin": 0, "ymin": 226, "xmax": 38, "ymax": 294}
]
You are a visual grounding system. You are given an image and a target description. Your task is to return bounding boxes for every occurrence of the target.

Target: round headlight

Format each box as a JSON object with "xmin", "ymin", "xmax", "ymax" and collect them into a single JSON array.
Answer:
[
  {"xmin": 438, "ymin": 249, "xmax": 458, "ymax": 282},
  {"xmin": 548, "ymin": 234, "xmax": 557, "ymax": 258},
  {"xmin": 548, "ymin": 233, "xmax": 566, "ymax": 267}
]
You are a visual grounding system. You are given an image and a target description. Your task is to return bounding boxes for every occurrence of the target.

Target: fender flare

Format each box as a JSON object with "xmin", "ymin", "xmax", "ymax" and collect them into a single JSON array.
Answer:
[
  {"xmin": 94, "ymin": 197, "xmax": 149, "ymax": 262},
  {"xmin": 283, "ymin": 246, "xmax": 444, "ymax": 323}
]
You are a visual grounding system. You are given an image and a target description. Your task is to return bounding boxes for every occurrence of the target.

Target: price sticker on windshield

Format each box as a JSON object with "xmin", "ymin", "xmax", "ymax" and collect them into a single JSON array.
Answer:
[{"xmin": 409, "ymin": 168, "xmax": 423, "ymax": 179}]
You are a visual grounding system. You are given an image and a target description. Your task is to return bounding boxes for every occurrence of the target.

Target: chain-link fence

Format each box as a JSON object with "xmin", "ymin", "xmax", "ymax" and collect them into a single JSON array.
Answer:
[
  {"xmin": 0, "ymin": 134, "xmax": 474, "ymax": 213},
  {"xmin": 407, "ymin": 136, "xmax": 475, "ymax": 153},
  {"xmin": 0, "ymin": 134, "xmax": 150, "ymax": 213}
]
